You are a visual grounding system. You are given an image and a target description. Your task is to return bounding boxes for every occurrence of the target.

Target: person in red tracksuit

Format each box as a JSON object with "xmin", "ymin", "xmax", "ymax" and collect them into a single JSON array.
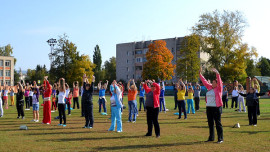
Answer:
[{"xmin": 42, "ymin": 76, "xmax": 52, "ymax": 124}]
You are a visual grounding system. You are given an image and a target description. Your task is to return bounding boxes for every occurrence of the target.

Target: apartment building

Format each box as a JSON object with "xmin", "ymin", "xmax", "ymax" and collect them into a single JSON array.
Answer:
[
  {"xmin": 116, "ymin": 37, "xmax": 209, "ymax": 83},
  {"xmin": 0, "ymin": 56, "xmax": 15, "ymax": 86}
]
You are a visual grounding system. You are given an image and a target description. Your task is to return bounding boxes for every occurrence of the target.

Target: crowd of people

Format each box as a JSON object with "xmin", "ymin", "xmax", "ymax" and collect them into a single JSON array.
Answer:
[{"xmin": 0, "ymin": 69, "xmax": 269, "ymax": 144}]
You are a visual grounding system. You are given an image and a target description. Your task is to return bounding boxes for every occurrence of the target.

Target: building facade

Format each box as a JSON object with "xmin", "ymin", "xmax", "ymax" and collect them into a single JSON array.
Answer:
[
  {"xmin": 0, "ymin": 56, "xmax": 15, "ymax": 86},
  {"xmin": 116, "ymin": 37, "xmax": 209, "ymax": 83}
]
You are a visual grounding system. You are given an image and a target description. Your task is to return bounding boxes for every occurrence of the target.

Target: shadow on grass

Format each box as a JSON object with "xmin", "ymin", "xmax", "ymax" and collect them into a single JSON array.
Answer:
[
  {"xmin": 92, "ymin": 141, "xmax": 204, "ymax": 151},
  {"xmin": 230, "ymin": 130, "xmax": 270, "ymax": 135},
  {"xmin": 37, "ymin": 135, "xmax": 144, "ymax": 142},
  {"xmin": 159, "ymin": 121, "xmax": 194, "ymax": 124}
]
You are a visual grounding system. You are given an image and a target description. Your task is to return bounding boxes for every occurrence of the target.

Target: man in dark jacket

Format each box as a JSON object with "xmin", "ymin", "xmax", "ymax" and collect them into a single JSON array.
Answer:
[{"xmin": 82, "ymin": 74, "xmax": 95, "ymax": 128}]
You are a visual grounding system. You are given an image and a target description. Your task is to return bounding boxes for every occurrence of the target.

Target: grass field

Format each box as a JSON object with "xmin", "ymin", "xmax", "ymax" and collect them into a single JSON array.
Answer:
[{"xmin": 0, "ymin": 96, "xmax": 269, "ymax": 152}]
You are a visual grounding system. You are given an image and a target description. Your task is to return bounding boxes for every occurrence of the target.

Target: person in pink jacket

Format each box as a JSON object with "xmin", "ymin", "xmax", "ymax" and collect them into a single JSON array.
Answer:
[{"xmin": 199, "ymin": 67, "xmax": 224, "ymax": 144}]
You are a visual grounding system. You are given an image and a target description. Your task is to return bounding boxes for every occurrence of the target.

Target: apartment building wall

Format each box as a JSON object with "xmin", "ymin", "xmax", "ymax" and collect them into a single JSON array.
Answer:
[{"xmin": 0, "ymin": 56, "xmax": 15, "ymax": 86}]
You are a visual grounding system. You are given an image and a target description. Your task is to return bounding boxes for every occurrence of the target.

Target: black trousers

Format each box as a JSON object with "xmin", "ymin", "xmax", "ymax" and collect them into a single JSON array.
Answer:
[
  {"xmin": 58, "ymin": 104, "xmax": 66, "ymax": 125},
  {"xmin": 67, "ymin": 103, "xmax": 71, "ymax": 115},
  {"xmin": 222, "ymin": 96, "xmax": 228, "ymax": 108},
  {"xmin": 81, "ymin": 96, "xmax": 85, "ymax": 117},
  {"xmin": 84, "ymin": 104, "xmax": 94, "ymax": 127},
  {"xmin": 231, "ymin": 97, "xmax": 238, "ymax": 108},
  {"xmin": 256, "ymin": 99, "xmax": 260, "ymax": 115},
  {"xmin": 29, "ymin": 96, "xmax": 33, "ymax": 107},
  {"xmin": 177, "ymin": 100, "xmax": 187, "ymax": 119},
  {"xmin": 56, "ymin": 96, "xmax": 58, "ymax": 108},
  {"xmin": 194, "ymin": 97, "xmax": 200, "ymax": 111},
  {"xmin": 16, "ymin": 100, "xmax": 24, "ymax": 117},
  {"xmin": 206, "ymin": 107, "xmax": 223, "ymax": 141},
  {"xmin": 146, "ymin": 107, "xmax": 160, "ymax": 136},
  {"xmin": 25, "ymin": 97, "xmax": 30, "ymax": 109},
  {"xmin": 174, "ymin": 95, "xmax": 178, "ymax": 109},
  {"xmin": 248, "ymin": 106, "xmax": 257, "ymax": 125},
  {"xmin": 73, "ymin": 97, "xmax": 79, "ymax": 109}
]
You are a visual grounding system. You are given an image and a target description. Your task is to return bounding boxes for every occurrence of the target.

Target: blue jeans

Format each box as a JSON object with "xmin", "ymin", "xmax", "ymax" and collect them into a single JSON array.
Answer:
[
  {"xmin": 109, "ymin": 106, "xmax": 122, "ymax": 132},
  {"xmin": 159, "ymin": 97, "xmax": 166, "ymax": 112},
  {"xmin": 187, "ymin": 99, "xmax": 195, "ymax": 114},
  {"xmin": 33, "ymin": 104, "xmax": 39, "ymax": 111},
  {"xmin": 98, "ymin": 98, "xmax": 107, "ymax": 113},
  {"xmin": 128, "ymin": 100, "xmax": 137, "ymax": 122}
]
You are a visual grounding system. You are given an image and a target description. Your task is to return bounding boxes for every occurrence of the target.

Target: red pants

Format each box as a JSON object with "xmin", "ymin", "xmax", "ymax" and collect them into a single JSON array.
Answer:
[
  {"xmin": 51, "ymin": 101, "xmax": 57, "ymax": 110},
  {"xmin": 43, "ymin": 101, "xmax": 51, "ymax": 124}
]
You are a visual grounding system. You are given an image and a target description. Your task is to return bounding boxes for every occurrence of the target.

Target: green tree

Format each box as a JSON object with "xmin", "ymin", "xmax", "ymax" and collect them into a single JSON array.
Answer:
[
  {"xmin": 246, "ymin": 58, "xmax": 261, "ymax": 77},
  {"xmin": 176, "ymin": 34, "xmax": 200, "ymax": 82},
  {"xmin": 0, "ymin": 44, "xmax": 13, "ymax": 56},
  {"xmin": 25, "ymin": 65, "xmax": 48, "ymax": 84},
  {"xmin": 93, "ymin": 45, "xmax": 104, "ymax": 84},
  {"xmin": 192, "ymin": 10, "xmax": 257, "ymax": 83},
  {"xmin": 257, "ymin": 57, "xmax": 270, "ymax": 76},
  {"xmin": 49, "ymin": 34, "xmax": 95, "ymax": 85},
  {"xmin": 104, "ymin": 57, "xmax": 116, "ymax": 83}
]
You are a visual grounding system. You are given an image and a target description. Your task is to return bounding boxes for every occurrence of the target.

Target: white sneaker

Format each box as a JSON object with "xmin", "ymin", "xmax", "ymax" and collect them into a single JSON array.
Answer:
[
  {"xmin": 117, "ymin": 131, "xmax": 122, "ymax": 133},
  {"xmin": 253, "ymin": 124, "xmax": 257, "ymax": 127},
  {"xmin": 46, "ymin": 123, "xmax": 50, "ymax": 125},
  {"xmin": 35, "ymin": 120, "xmax": 39, "ymax": 122},
  {"xmin": 31, "ymin": 119, "xmax": 36, "ymax": 122},
  {"xmin": 51, "ymin": 111, "xmax": 55, "ymax": 112},
  {"xmin": 132, "ymin": 121, "xmax": 136, "ymax": 123}
]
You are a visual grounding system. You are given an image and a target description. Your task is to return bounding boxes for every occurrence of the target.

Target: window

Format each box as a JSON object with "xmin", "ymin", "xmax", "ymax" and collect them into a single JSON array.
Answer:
[
  {"xmin": 135, "ymin": 66, "xmax": 142, "ymax": 71},
  {"xmin": 143, "ymin": 49, "xmax": 148, "ymax": 54},
  {"xmin": 136, "ymin": 57, "xmax": 142, "ymax": 63},
  {"xmin": 0, "ymin": 70, "xmax": 3, "ymax": 76},
  {"xmin": 135, "ymin": 50, "xmax": 142, "ymax": 54},
  {"xmin": 5, "ymin": 60, "xmax": 11, "ymax": 67},
  {"xmin": 136, "ymin": 74, "xmax": 141, "ymax": 79},
  {"xmin": 127, "ymin": 51, "xmax": 129, "ymax": 56},
  {"xmin": 133, "ymin": 74, "xmax": 134, "ymax": 79},
  {"xmin": 127, "ymin": 75, "xmax": 129, "ymax": 80},
  {"xmin": 0, "ymin": 60, "xmax": 3, "ymax": 66},
  {"xmin": 171, "ymin": 48, "xmax": 174, "ymax": 52},
  {"xmin": 143, "ymin": 57, "xmax": 147, "ymax": 62},
  {"xmin": 5, "ymin": 80, "xmax": 10, "ymax": 86},
  {"xmin": 0, "ymin": 80, "xmax": 3, "ymax": 86},
  {"xmin": 127, "ymin": 60, "xmax": 129, "ymax": 64},
  {"xmin": 5, "ymin": 70, "xmax": 11, "ymax": 76},
  {"xmin": 127, "ymin": 67, "xmax": 129, "ymax": 72}
]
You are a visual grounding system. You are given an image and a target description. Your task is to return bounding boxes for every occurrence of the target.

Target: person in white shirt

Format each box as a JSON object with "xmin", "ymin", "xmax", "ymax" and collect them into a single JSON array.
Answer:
[
  {"xmin": 231, "ymin": 86, "xmax": 239, "ymax": 109},
  {"xmin": 238, "ymin": 85, "xmax": 246, "ymax": 112}
]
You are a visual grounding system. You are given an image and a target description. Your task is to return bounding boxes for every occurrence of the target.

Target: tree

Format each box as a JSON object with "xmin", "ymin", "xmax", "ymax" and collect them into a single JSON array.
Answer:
[
  {"xmin": 93, "ymin": 45, "xmax": 104, "ymax": 84},
  {"xmin": 104, "ymin": 57, "xmax": 116, "ymax": 83},
  {"xmin": 49, "ymin": 34, "xmax": 95, "ymax": 85},
  {"xmin": 0, "ymin": 44, "xmax": 13, "ymax": 56},
  {"xmin": 176, "ymin": 34, "xmax": 200, "ymax": 82},
  {"xmin": 192, "ymin": 10, "xmax": 257, "ymax": 83},
  {"xmin": 25, "ymin": 65, "xmax": 48, "ymax": 84},
  {"xmin": 142, "ymin": 40, "xmax": 175, "ymax": 80},
  {"xmin": 246, "ymin": 58, "xmax": 261, "ymax": 77},
  {"xmin": 257, "ymin": 57, "xmax": 270, "ymax": 76}
]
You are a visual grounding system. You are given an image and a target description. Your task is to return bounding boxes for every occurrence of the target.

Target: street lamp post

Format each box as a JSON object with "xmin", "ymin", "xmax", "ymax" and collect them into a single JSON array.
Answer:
[{"xmin": 47, "ymin": 38, "xmax": 57, "ymax": 68}]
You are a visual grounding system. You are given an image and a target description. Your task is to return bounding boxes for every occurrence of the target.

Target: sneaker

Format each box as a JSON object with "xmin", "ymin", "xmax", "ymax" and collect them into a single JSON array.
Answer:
[
  {"xmin": 35, "ymin": 120, "xmax": 39, "ymax": 122},
  {"xmin": 46, "ymin": 123, "xmax": 50, "ymax": 125},
  {"xmin": 31, "ymin": 119, "xmax": 36, "ymax": 122},
  {"xmin": 87, "ymin": 126, "xmax": 92, "ymax": 129},
  {"xmin": 82, "ymin": 126, "xmax": 87, "ymax": 128},
  {"xmin": 17, "ymin": 116, "xmax": 20, "ymax": 119},
  {"xmin": 0, "ymin": 115, "xmax": 3, "ymax": 118},
  {"xmin": 22, "ymin": 117, "xmax": 25, "ymax": 119},
  {"xmin": 51, "ymin": 111, "xmax": 55, "ymax": 112},
  {"xmin": 117, "ymin": 130, "xmax": 122, "ymax": 133},
  {"xmin": 68, "ymin": 114, "xmax": 71, "ymax": 116},
  {"xmin": 127, "ymin": 121, "xmax": 131, "ymax": 123},
  {"xmin": 132, "ymin": 121, "xmax": 136, "ymax": 123},
  {"xmin": 253, "ymin": 124, "xmax": 257, "ymax": 127},
  {"xmin": 58, "ymin": 124, "xmax": 63, "ymax": 126},
  {"xmin": 217, "ymin": 140, "xmax": 224, "ymax": 144},
  {"xmin": 63, "ymin": 124, "xmax": 66, "ymax": 127},
  {"xmin": 156, "ymin": 135, "xmax": 160, "ymax": 138}
]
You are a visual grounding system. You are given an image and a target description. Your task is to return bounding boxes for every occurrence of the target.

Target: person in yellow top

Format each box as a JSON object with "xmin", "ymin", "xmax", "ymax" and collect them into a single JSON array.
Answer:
[
  {"xmin": 251, "ymin": 77, "xmax": 261, "ymax": 116},
  {"xmin": 187, "ymin": 83, "xmax": 195, "ymax": 114},
  {"xmin": 177, "ymin": 79, "xmax": 187, "ymax": 119}
]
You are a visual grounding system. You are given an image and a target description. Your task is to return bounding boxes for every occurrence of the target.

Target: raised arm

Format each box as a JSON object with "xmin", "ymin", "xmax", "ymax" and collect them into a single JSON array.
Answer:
[
  {"xmin": 239, "ymin": 93, "xmax": 247, "ymax": 97},
  {"xmin": 199, "ymin": 67, "xmax": 212, "ymax": 90},
  {"xmin": 213, "ymin": 68, "xmax": 223, "ymax": 92},
  {"xmin": 143, "ymin": 80, "xmax": 151, "ymax": 93},
  {"xmin": 98, "ymin": 81, "xmax": 101, "ymax": 90},
  {"xmin": 153, "ymin": 82, "xmax": 160, "ymax": 95},
  {"xmin": 127, "ymin": 79, "xmax": 131, "ymax": 90},
  {"xmin": 104, "ymin": 80, "xmax": 109, "ymax": 90},
  {"xmin": 89, "ymin": 75, "xmax": 95, "ymax": 93},
  {"xmin": 132, "ymin": 79, "xmax": 137, "ymax": 90}
]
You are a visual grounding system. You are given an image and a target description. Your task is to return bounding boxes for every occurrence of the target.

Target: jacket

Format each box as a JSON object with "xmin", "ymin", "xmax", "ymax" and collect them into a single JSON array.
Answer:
[
  {"xmin": 143, "ymin": 82, "xmax": 160, "ymax": 108},
  {"xmin": 82, "ymin": 82, "xmax": 94, "ymax": 105}
]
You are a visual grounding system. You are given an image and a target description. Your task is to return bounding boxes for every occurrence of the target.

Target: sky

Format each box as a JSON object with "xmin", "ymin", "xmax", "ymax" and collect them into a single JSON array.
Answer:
[{"xmin": 1, "ymin": 0, "xmax": 270, "ymax": 71}]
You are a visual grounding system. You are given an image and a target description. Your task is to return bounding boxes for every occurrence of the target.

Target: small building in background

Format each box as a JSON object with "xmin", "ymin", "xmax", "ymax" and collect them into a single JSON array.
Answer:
[{"xmin": 0, "ymin": 56, "xmax": 15, "ymax": 86}]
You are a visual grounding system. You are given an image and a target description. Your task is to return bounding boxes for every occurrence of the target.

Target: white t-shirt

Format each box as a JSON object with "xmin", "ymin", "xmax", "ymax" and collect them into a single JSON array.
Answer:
[
  {"xmin": 65, "ymin": 89, "xmax": 70, "ymax": 98},
  {"xmin": 29, "ymin": 91, "xmax": 34, "ymax": 96},
  {"xmin": 232, "ymin": 90, "xmax": 239, "ymax": 97},
  {"xmin": 58, "ymin": 91, "xmax": 66, "ymax": 104},
  {"xmin": 206, "ymin": 89, "xmax": 216, "ymax": 107}
]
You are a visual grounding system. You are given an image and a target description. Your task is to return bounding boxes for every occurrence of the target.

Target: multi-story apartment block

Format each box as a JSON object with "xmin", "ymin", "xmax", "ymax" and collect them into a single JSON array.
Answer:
[
  {"xmin": 0, "ymin": 56, "xmax": 15, "ymax": 86},
  {"xmin": 116, "ymin": 37, "xmax": 209, "ymax": 83}
]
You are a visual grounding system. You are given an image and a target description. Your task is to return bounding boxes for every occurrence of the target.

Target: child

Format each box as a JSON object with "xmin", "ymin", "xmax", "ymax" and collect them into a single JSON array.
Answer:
[
  {"xmin": 66, "ymin": 92, "xmax": 72, "ymax": 115},
  {"xmin": 9, "ymin": 87, "xmax": 15, "ymax": 106},
  {"xmin": 51, "ymin": 95, "xmax": 57, "ymax": 112},
  {"xmin": 187, "ymin": 83, "xmax": 195, "ymax": 114},
  {"xmin": 57, "ymin": 78, "xmax": 66, "ymax": 127},
  {"xmin": 238, "ymin": 85, "xmax": 246, "ymax": 112},
  {"xmin": 97, "ymin": 80, "xmax": 108, "ymax": 113},
  {"xmin": 32, "ymin": 88, "xmax": 40, "ymax": 122},
  {"xmin": 139, "ymin": 82, "xmax": 145, "ymax": 111},
  {"xmin": 159, "ymin": 81, "xmax": 166, "ymax": 113},
  {"xmin": 239, "ymin": 88, "xmax": 265, "ymax": 126}
]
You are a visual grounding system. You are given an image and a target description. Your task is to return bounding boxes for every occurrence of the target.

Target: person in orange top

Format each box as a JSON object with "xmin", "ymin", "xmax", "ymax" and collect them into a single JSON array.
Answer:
[
  {"xmin": 127, "ymin": 79, "xmax": 138, "ymax": 122},
  {"xmin": 73, "ymin": 81, "xmax": 80, "ymax": 109}
]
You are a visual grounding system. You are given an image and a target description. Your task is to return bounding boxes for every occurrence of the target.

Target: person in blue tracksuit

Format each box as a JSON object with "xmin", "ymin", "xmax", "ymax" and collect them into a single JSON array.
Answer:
[
  {"xmin": 139, "ymin": 83, "xmax": 145, "ymax": 111},
  {"xmin": 97, "ymin": 80, "xmax": 109, "ymax": 113},
  {"xmin": 108, "ymin": 80, "xmax": 123, "ymax": 132},
  {"xmin": 159, "ymin": 81, "xmax": 166, "ymax": 112}
]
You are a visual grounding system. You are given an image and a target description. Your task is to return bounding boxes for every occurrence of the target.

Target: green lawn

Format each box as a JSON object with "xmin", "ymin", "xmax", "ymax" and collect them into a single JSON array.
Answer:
[{"xmin": 0, "ymin": 96, "xmax": 269, "ymax": 152}]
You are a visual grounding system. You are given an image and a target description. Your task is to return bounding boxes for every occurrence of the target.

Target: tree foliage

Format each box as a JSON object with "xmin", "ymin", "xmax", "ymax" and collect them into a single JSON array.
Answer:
[
  {"xmin": 25, "ymin": 65, "xmax": 48, "ymax": 84},
  {"xmin": 104, "ymin": 57, "xmax": 116, "ymax": 83},
  {"xmin": 93, "ymin": 45, "xmax": 102, "ymax": 72},
  {"xmin": 257, "ymin": 57, "xmax": 270, "ymax": 76},
  {"xmin": 176, "ymin": 34, "xmax": 200, "ymax": 82},
  {"xmin": 246, "ymin": 58, "xmax": 261, "ymax": 77},
  {"xmin": 192, "ymin": 10, "xmax": 258, "ymax": 83},
  {"xmin": 142, "ymin": 40, "xmax": 175, "ymax": 80},
  {"xmin": 49, "ymin": 34, "xmax": 95, "ymax": 85}
]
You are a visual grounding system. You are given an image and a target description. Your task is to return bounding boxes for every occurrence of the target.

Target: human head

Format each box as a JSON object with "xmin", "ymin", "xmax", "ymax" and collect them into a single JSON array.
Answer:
[
  {"xmin": 130, "ymin": 84, "xmax": 135, "ymax": 90},
  {"xmin": 85, "ymin": 84, "xmax": 90, "ymax": 90},
  {"xmin": 151, "ymin": 84, "xmax": 156, "ymax": 92},
  {"xmin": 33, "ymin": 88, "xmax": 37, "ymax": 94},
  {"xmin": 224, "ymin": 87, "xmax": 227, "ymax": 91},
  {"xmin": 249, "ymin": 87, "xmax": 255, "ymax": 93},
  {"xmin": 212, "ymin": 79, "xmax": 217, "ymax": 88}
]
